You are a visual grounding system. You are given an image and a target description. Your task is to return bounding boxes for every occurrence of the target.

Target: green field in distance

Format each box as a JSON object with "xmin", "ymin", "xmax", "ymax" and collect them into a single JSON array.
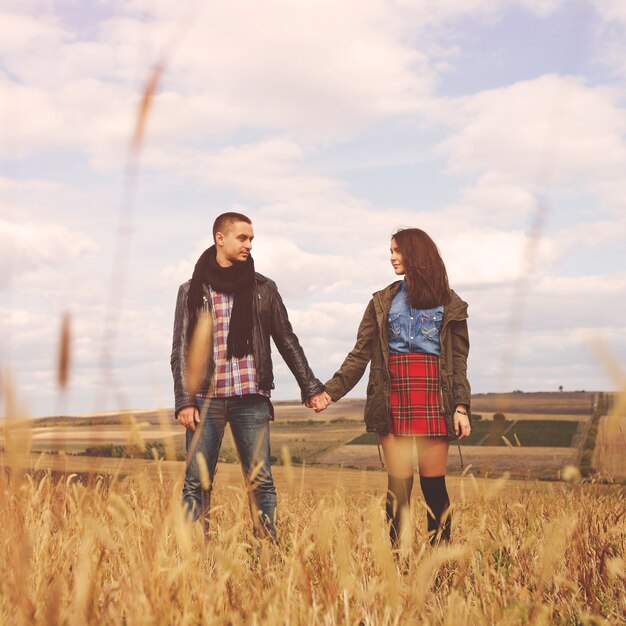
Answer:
[{"xmin": 347, "ymin": 419, "xmax": 581, "ymax": 448}]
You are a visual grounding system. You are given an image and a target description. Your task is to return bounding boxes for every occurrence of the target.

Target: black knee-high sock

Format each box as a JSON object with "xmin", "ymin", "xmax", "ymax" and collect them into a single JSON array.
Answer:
[
  {"xmin": 419, "ymin": 475, "xmax": 451, "ymax": 544},
  {"xmin": 386, "ymin": 475, "xmax": 414, "ymax": 546}
]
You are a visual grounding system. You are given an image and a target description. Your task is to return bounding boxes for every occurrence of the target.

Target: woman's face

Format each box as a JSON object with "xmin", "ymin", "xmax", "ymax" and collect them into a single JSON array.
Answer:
[{"xmin": 390, "ymin": 238, "xmax": 405, "ymax": 275}]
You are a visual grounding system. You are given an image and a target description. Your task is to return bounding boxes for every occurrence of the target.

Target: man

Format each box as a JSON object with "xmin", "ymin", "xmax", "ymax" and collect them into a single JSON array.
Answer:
[{"xmin": 171, "ymin": 212, "xmax": 328, "ymax": 539}]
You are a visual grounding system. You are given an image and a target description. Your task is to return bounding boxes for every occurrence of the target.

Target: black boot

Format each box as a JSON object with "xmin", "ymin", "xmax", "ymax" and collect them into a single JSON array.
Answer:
[
  {"xmin": 386, "ymin": 475, "xmax": 414, "ymax": 547},
  {"xmin": 419, "ymin": 475, "xmax": 451, "ymax": 545}
]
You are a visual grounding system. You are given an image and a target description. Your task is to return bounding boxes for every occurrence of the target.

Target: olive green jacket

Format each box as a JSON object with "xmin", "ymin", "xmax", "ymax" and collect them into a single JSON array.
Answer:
[{"xmin": 324, "ymin": 282, "xmax": 471, "ymax": 439}]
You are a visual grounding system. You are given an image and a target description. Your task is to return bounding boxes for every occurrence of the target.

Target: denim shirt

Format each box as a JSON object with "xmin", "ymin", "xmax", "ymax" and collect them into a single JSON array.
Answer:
[{"xmin": 388, "ymin": 281, "xmax": 444, "ymax": 355}]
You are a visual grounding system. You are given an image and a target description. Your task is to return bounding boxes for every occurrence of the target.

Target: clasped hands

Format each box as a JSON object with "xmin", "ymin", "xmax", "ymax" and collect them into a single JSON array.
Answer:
[{"xmin": 306, "ymin": 391, "xmax": 332, "ymax": 413}]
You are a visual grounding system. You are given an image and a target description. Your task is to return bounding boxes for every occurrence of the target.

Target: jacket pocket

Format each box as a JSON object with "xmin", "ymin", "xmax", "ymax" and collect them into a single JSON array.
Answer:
[{"xmin": 364, "ymin": 394, "xmax": 389, "ymax": 434}]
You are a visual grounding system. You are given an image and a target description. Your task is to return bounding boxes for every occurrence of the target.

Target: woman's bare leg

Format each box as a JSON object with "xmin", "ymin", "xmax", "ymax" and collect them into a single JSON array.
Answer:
[
  {"xmin": 415, "ymin": 437, "xmax": 451, "ymax": 544},
  {"xmin": 415, "ymin": 437, "xmax": 449, "ymax": 476},
  {"xmin": 378, "ymin": 433, "xmax": 414, "ymax": 478},
  {"xmin": 378, "ymin": 434, "xmax": 414, "ymax": 546}
]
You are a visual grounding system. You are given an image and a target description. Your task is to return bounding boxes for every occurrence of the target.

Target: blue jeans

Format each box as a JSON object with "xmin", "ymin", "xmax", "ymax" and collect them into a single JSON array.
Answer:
[{"xmin": 182, "ymin": 395, "xmax": 277, "ymax": 539}]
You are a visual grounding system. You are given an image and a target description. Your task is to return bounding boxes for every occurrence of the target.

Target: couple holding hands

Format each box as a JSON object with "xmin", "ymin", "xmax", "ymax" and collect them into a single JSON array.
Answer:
[{"xmin": 171, "ymin": 212, "xmax": 471, "ymax": 547}]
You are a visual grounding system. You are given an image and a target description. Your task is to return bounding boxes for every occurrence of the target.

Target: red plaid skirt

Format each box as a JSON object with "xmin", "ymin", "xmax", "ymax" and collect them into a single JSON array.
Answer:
[{"xmin": 389, "ymin": 352, "xmax": 448, "ymax": 437}]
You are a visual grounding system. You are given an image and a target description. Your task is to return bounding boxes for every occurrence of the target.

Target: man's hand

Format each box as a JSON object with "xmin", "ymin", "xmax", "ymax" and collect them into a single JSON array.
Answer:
[
  {"xmin": 453, "ymin": 404, "xmax": 471, "ymax": 440},
  {"xmin": 306, "ymin": 391, "xmax": 332, "ymax": 413},
  {"xmin": 178, "ymin": 406, "xmax": 200, "ymax": 430}
]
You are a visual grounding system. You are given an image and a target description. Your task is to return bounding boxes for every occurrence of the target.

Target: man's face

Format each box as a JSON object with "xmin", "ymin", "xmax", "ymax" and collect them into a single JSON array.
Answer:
[{"xmin": 215, "ymin": 221, "xmax": 254, "ymax": 266}]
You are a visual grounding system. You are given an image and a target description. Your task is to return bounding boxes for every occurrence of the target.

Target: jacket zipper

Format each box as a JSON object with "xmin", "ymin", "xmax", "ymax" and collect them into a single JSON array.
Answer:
[
  {"xmin": 375, "ymin": 291, "xmax": 393, "ymax": 435},
  {"xmin": 201, "ymin": 292, "xmax": 213, "ymax": 393},
  {"xmin": 254, "ymin": 288, "xmax": 270, "ymax": 388},
  {"xmin": 440, "ymin": 308, "xmax": 468, "ymax": 468}
]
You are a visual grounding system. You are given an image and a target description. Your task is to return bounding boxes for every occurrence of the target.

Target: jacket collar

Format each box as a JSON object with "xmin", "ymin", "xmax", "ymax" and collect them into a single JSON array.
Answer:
[{"xmin": 373, "ymin": 280, "xmax": 468, "ymax": 322}]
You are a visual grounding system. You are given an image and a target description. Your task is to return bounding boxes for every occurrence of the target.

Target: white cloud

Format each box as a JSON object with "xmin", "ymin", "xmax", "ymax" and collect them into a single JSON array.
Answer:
[
  {"xmin": 252, "ymin": 238, "xmax": 353, "ymax": 299},
  {"xmin": 0, "ymin": 176, "xmax": 63, "ymax": 194},
  {"xmin": 515, "ymin": 0, "xmax": 562, "ymax": 17},
  {"xmin": 590, "ymin": 0, "xmax": 626, "ymax": 23},
  {"xmin": 590, "ymin": 0, "xmax": 626, "ymax": 79},
  {"xmin": 558, "ymin": 216, "xmax": 626, "ymax": 252},
  {"xmin": 259, "ymin": 200, "xmax": 566, "ymax": 291},
  {"xmin": 0, "ymin": 0, "xmax": 435, "ymax": 165},
  {"xmin": 0, "ymin": 1, "xmax": 583, "ymax": 168},
  {"xmin": 587, "ymin": 179, "xmax": 626, "ymax": 216},
  {"xmin": 436, "ymin": 75, "xmax": 626, "ymax": 186},
  {"xmin": 142, "ymin": 138, "xmax": 344, "ymax": 203},
  {"xmin": 441, "ymin": 229, "xmax": 535, "ymax": 286},
  {"xmin": 450, "ymin": 172, "xmax": 538, "ymax": 226},
  {"xmin": 0, "ymin": 10, "xmax": 67, "ymax": 55},
  {"xmin": 0, "ymin": 219, "xmax": 95, "ymax": 285},
  {"xmin": 534, "ymin": 272, "xmax": 626, "ymax": 303},
  {"xmin": 393, "ymin": 0, "xmax": 563, "ymax": 25},
  {"xmin": 0, "ymin": 299, "xmax": 175, "ymax": 416},
  {"xmin": 458, "ymin": 271, "xmax": 626, "ymax": 392},
  {"xmin": 142, "ymin": 0, "xmax": 432, "ymax": 137},
  {"xmin": 0, "ymin": 77, "xmax": 134, "ymax": 163}
]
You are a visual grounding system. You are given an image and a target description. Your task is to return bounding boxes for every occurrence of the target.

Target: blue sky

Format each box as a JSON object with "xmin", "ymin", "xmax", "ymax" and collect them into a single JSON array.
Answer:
[{"xmin": 1, "ymin": 0, "xmax": 625, "ymax": 417}]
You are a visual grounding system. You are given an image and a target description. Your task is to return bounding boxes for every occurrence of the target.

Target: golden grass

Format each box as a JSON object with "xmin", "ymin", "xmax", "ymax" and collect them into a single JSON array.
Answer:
[
  {"xmin": 186, "ymin": 313, "xmax": 214, "ymax": 396},
  {"xmin": 56, "ymin": 313, "xmax": 71, "ymax": 390},
  {"xmin": 1, "ymin": 424, "xmax": 625, "ymax": 625}
]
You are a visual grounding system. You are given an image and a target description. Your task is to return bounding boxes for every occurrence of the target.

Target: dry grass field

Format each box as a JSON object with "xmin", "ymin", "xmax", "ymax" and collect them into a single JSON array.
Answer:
[
  {"xmin": 2, "ymin": 392, "xmax": 625, "ymax": 624},
  {"xmin": 1, "ymin": 399, "xmax": 626, "ymax": 625},
  {"xmin": 593, "ymin": 413, "xmax": 626, "ymax": 481},
  {"xmin": 1, "ymin": 440, "xmax": 625, "ymax": 624}
]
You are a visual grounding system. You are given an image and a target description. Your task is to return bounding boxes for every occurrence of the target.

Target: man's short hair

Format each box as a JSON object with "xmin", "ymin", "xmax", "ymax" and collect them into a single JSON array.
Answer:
[{"xmin": 212, "ymin": 212, "xmax": 252, "ymax": 242}]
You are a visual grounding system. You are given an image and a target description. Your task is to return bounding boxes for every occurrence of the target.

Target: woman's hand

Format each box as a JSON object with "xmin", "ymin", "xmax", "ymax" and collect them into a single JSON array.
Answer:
[{"xmin": 454, "ymin": 405, "xmax": 471, "ymax": 440}]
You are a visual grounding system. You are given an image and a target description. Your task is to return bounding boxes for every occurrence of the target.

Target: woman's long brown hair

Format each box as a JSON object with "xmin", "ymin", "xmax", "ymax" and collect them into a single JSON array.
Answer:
[{"xmin": 392, "ymin": 228, "xmax": 451, "ymax": 309}]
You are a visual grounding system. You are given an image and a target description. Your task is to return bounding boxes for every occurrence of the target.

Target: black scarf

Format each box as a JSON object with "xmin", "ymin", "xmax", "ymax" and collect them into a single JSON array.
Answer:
[{"xmin": 187, "ymin": 245, "xmax": 255, "ymax": 358}]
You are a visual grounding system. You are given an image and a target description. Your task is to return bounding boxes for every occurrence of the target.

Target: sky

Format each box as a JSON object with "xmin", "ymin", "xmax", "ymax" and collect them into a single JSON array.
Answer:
[{"xmin": 1, "ymin": 0, "xmax": 625, "ymax": 417}]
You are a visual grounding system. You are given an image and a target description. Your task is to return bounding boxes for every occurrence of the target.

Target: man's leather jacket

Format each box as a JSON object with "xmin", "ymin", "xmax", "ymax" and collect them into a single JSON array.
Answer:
[{"xmin": 171, "ymin": 272, "xmax": 324, "ymax": 417}]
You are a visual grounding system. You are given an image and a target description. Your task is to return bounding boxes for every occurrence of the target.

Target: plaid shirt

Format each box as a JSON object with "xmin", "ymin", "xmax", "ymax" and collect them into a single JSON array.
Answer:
[{"xmin": 203, "ymin": 286, "xmax": 270, "ymax": 399}]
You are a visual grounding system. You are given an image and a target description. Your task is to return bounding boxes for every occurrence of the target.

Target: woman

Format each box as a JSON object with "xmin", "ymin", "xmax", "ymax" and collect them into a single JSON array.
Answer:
[{"xmin": 311, "ymin": 228, "xmax": 471, "ymax": 546}]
